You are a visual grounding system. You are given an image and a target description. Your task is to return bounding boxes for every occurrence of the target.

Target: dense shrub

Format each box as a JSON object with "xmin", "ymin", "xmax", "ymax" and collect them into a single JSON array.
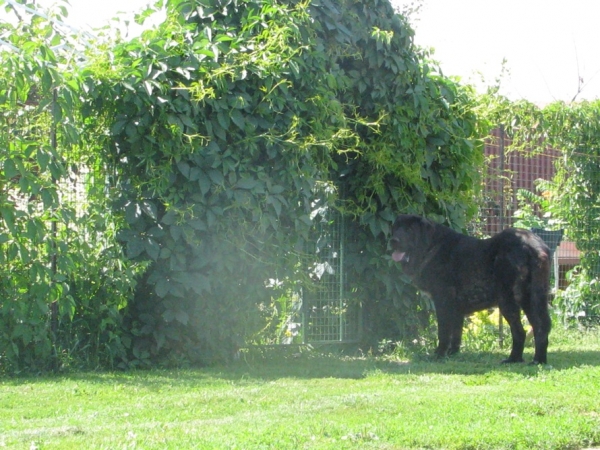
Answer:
[
  {"xmin": 1, "ymin": 0, "xmax": 482, "ymax": 371},
  {"xmin": 81, "ymin": 0, "xmax": 481, "ymax": 364}
]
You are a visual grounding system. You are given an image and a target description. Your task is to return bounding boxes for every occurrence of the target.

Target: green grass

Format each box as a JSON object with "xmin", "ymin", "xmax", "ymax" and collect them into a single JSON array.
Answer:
[{"xmin": 1, "ymin": 327, "xmax": 600, "ymax": 449}]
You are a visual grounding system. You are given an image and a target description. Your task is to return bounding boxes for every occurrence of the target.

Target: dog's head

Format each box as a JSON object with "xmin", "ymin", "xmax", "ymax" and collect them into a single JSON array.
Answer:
[{"xmin": 390, "ymin": 215, "xmax": 435, "ymax": 275}]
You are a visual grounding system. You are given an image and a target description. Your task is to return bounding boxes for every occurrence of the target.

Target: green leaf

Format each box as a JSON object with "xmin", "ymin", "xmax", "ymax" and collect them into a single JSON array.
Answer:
[
  {"xmin": 199, "ymin": 173, "xmax": 211, "ymax": 195},
  {"xmin": 49, "ymin": 160, "xmax": 65, "ymax": 180},
  {"xmin": 141, "ymin": 200, "xmax": 158, "ymax": 220},
  {"xmin": 125, "ymin": 202, "xmax": 143, "ymax": 225},
  {"xmin": 169, "ymin": 225, "xmax": 183, "ymax": 241},
  {"xmin": 174, "ymin": 310, "xmax": 189, "ymax": 325},
  {"xmin": 155, "ymin": 277, "xmax": 170, "ymax": 298},
  {"xmin": 162, "ymin": 210, "xmax": 177, "ymax": 225},
  {"xmin": 18, "ymin": 173, "xmax": 29, "ymax": 192},
  {"xmin": 189, "ymin": 218, "xmax": 206, "ymax": 231},
  {"xmin": 179, "ymin": 114, "xmax": 197, "ymax": 130},
  {"xmin": 36, "ymin": 149, "xmax": 51, "ymax": 172},
  {"xmin": 144, "ymin": 237, "xmax": 161, "ymax": 260},
  {"xmin": 111, "ymin": 119, "xmax": 128, "ymax": 135},
  {"xmin": 144, "ymin": 80, "xmax": 153, "ymax": 96},
  {"xmin": 236, "ymin": 177, "xmax": 258, "ymax": 189},
  {"xmin": 25, "ymin": 219, "xmax": 39, "ymax": 240},
  {"xmin": 217, "ymin": 111, "xmax": 230, "ymax": 130},
  {"xmin": 167, "ymin": 114, "xmax": 183, "ymax": 129},
  {"xmin": 59, "ymin": 294, "xmax": 76, "ymax": 321},
  {"xmin": 162, "ymin": 308, "xmax": 175, "ymax": 322},
  {"xmin": 3, "ymin": 159, "xmax": 19, "ymax": 179},
  {"xmin": 211, "ymin": 122, "xmax": 227, "ymax": 141},
  {"xmin": 126, "ymin": 237, "xmax": 145, "ymax": 259},
  {"xmin": 230, "ymin": 109, "xmax": 245, "ymax": 130},
  {"xmin": 52, "ymin": 99, "xmax": 63, "ymax": 123},
  {"xmin": 268, "ymin": 196, "xmax": 282, "ymax": 217},
  {"xmin": 208, "ymin": 169, "xmax": 224, "ymax": 185},
  {"xmin": 125, "ymin": 122, "xmax": 139, "ymax": 140},
  {"xmin": 148, "ymin": 226, "xmax": 166, "ymax": 238},
  {"xmin": 189, "ymin": 167, "xmax": 201, "ymax": 181},
  {"xmin": 177, "ymin": 161, "xmax": 191, "ymax": 179}
]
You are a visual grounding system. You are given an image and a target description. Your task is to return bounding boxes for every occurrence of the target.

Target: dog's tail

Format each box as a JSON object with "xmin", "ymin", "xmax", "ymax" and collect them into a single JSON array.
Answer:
[
  {"xmin": 529, "ymin": 241, "xmax": 552, "ymax": 364},
  {"xmin": 531, "ymin": 243, "xmax": 551, "ymax": 305}
]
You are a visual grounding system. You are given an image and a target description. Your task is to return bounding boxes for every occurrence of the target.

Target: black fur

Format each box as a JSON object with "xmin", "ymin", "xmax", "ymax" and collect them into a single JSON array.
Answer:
[{"xmin": 390, "ymin": 214, "xmax": 552, "ymax": 364}]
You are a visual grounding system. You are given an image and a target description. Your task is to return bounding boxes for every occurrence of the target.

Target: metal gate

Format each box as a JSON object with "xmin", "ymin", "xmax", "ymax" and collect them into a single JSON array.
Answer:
[
  {"xmin": 267, "ymin": 188, "xmax": 362, "ymax": 346},
  {"xmin": 302, "ymin": 208, "xmax": 361, "ymax": 344}
]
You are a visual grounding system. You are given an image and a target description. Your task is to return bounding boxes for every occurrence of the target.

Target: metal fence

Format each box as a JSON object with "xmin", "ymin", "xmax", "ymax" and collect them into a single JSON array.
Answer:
[
  {"xmin": 267, "ymin": 192, "xmax": 362, "ymax": 346},
  {"xmin": 303, "ymin": 208, "xmax": 361, "ymax": 344}
]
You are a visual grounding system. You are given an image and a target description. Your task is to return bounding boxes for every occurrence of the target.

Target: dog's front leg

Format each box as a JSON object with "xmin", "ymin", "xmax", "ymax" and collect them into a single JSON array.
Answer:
[{"xmin": 434, "ymin": 305, "xmax": 454, "ymax": 357}]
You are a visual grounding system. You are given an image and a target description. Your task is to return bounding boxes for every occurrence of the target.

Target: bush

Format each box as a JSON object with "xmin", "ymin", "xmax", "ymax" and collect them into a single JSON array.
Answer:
[
  {"xmin": 1, "ymin": 0, "xmax": 483, "ymax": 371},
  {"xmin": 79, "ymin": 0, "xmax": 483, "ymax": 365}
]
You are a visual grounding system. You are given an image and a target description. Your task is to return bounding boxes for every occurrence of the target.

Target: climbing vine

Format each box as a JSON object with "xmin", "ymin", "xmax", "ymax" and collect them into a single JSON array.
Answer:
[
  {"xmin": 80, "ymin": 0, "xmax": 483, "ymax": 363},
  {"xmin": 2, "ymin": 0, "xmax": 485, "ymax": 371}
]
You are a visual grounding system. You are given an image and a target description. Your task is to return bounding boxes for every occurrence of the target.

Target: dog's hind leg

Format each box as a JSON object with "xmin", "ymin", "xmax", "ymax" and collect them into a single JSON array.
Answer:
[
  {"xmin": 530, "ymin": 253, "xmax": 551, "ymax": 364},
  {"xmin": 523, "ymin": 288, "xmax": 551, "ymax": 365},
  {"xmin": 499, "ymin": 301, "xmax": 526, "ymax": 363}
]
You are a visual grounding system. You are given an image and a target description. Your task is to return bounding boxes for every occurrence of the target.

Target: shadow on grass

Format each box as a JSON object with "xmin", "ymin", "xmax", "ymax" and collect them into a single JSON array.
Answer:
[
  {"xmin": 4, "ymin": 344, "xmax": 599, "ymax": 387},
  {"xmin": 218, "ymin": 347, "xmax": 600, "ymax": 381},
  {"xmin": 19, "ymin": 350, "xmax": 600, "ymax": 386}
]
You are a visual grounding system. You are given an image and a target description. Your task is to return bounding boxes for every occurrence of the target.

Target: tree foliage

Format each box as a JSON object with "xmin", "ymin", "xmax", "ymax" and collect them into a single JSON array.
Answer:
[
  {"xmin": 80, "ymin": 0, "xmax": 483, "ymax": 363},
  {"xmin": 0, "ymin": 1, "xmax": 138, "ymax": 373},
  {"xmin": 543, "ymin": 101, "xmax": 600, "ymax": 322},
  {"xmin": 2, "ymin": 0, "xmax": 483, "ymax": 371}
]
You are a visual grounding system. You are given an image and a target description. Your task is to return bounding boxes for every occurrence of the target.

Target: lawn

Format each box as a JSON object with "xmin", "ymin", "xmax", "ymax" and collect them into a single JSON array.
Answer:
[{"xmin": 1, "ymin": 327, "xmax": 599, "ymax": 449}]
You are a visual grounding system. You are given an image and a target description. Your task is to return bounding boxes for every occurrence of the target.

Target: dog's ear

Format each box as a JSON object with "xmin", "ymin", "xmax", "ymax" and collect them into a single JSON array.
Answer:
[
  {"xmin": 391, "ymin": 214, "xmax": 409, "ymax": 234},
  {"xmin": 412, "ymin": 216, "xmax": 435, "ymax": 246}
]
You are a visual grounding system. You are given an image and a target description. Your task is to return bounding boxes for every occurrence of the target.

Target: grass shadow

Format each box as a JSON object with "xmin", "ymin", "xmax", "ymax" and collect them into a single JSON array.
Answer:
[
  {"xmin": 3, "ymin": 340, "xmax": 599, "ymax": 387},
  {"xmin": 217, "ymin": 341, "xmax": 600, "ymax": 380},
  {"xmin": 114, "ymin": 346, "xmax": 599, "ymax": 384}
]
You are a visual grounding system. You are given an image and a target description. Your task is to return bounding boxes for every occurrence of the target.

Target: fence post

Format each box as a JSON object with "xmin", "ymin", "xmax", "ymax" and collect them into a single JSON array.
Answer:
[
  {"xmin": 498, "ymin": 124, "xmax": 505, "ymax": 349},
  {"xmin": 339, "ymin": 212, "xmax": 345, "ymax": 341},
  {"xmin": 50, "ymin": 89, "xmax": 59, "ymax": 371}
]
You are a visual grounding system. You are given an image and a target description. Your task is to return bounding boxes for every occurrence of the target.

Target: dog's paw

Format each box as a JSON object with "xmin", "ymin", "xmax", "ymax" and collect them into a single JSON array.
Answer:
[{"xmin": 501, "ymin": 357, "xmax": 525, "ymax": 364}]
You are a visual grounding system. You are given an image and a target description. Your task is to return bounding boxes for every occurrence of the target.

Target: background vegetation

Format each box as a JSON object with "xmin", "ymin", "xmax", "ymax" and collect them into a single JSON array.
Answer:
[
  {"xmin": 1, "ymin": 0, "xmax": 483, "ymax": 372},
  {"xmin": 0, "ymin": 0, "xmax": 139, "ymax": 373},
  {"xmin": 484, "ymin": 96, "xmax": 600, "ymax": 324},
  {"xmin": 1, "ymin": 0, "xmax": 600, "ymax": 375}
]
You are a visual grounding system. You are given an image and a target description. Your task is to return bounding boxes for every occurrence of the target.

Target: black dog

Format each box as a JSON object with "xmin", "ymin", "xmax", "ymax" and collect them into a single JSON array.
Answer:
[{"xmin": 390, "ymin": 214, "xmax": 552, "ymax": 364}]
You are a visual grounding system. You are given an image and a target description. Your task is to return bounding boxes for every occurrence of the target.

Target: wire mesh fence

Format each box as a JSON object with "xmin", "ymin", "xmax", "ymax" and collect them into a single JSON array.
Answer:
[{"xmin": 303, "ymin": 209, "xmax": 361, "ymax": 344}]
